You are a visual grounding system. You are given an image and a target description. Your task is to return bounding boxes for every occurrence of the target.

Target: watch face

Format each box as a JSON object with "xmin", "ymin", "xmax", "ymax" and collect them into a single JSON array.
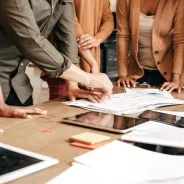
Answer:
[{"xmin": 0, "ymin": 147, "xmax": 42, "ymax": 175}]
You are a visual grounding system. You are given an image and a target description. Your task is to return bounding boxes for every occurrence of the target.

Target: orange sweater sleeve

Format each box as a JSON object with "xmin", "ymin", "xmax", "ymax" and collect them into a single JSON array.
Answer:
[
  {"xmin": 95, "ymin": 0, "xmax": 114, "ymax": 42},
  {"xmin": 74, "ymin": 9, "xmax": 84, "ymax": 39},
  {"xmin": 172, "ymin": 0, "xmax": 184, "ymax": 75},
  {"xmin": 116, "ymin": 0, "xmax": 131, "ymax": 77}
]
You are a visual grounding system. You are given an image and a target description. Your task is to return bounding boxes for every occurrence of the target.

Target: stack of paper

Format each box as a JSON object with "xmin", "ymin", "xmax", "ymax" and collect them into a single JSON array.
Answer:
[
  {"xmin": 63, "ymin": 89, "xmax": 184, "ymax": 114},
  {"xmin": 47, "ymin": 141, "xmax": 184, "ymax": 184}
]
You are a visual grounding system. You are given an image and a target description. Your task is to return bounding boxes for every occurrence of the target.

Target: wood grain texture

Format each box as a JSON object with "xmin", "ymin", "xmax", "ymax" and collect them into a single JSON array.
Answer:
[{"xmin": 0, "ymin": 86, "xmax": 183, "ymax": 184}]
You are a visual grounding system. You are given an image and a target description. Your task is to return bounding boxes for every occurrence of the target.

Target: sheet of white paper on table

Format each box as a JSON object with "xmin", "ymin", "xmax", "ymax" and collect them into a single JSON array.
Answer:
[
  {"xmin": 47, "ymin": 162, "xmax": 184, "ymax": 184},
  {"xmin": 62, "ymin": 90, "xmax": 184, "ymax": 114},
  {"xmin": 121, "ymin": 120, "xmax": 184, "ymax": 148},
  {"xmin": 74, "ymin": 141, "xmax": 184, "ymax": 182},
  {"xmin": 48, "ymin": 141, "xmax": 184, "ymax": 184}
]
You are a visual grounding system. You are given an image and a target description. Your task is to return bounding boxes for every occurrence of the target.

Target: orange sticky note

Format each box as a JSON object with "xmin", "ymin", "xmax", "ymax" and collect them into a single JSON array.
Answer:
[{"xmin": 70, "ymin": 141, "xmax": 109, "ymax": 150}]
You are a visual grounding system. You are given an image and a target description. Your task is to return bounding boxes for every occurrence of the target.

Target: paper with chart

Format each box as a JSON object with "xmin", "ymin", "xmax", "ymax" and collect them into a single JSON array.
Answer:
[
  {"xmin": 62, "ymin": 89, "xmax": 184, "ymax": 114},
  {"xmin": 47, "ymin": 141, "xmax": 184, "ymax": 184}
]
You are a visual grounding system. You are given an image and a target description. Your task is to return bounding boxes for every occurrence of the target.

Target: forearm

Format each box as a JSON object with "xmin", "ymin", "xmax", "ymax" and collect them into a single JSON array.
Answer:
[
  {"xmin": 172, "ymin": 73, "xmax": 181, "ymax": 82},
  {"xmin": 61, "ymin": 64, "xmax": 90, "ymax": 86},
  {"xmin": 78, "ymin": 48, "xmax": 97, "ymax": 67}
]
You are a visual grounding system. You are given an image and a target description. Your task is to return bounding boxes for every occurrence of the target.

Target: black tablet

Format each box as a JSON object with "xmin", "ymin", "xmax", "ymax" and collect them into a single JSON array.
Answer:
[
  {"xmin": 62, "ymin": 111, "xmax": 149, "ymax": 133},
  {"xmin": 0, "ymin": 143, "xmax": 59, "ymax": 184}
]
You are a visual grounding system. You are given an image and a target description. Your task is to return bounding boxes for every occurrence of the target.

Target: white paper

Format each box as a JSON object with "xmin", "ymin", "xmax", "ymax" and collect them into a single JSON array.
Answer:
[
  {"xmin": 74, "ymin": 141, "xmax": 184, "ymax": 182},
  {"xmin": 154, "ymin": 110, "xmax": 184, "ymax": 117},
  {"xmin": 47, "ymin": 162, "xmax": 184, "ymax": 184},
  {"xmin": 121, "ymin": 120, "xmax": 184, "ymax": 148},
  {"xmin": 63, "ymin": 91, "xmax": 184, "ymax": 114},
  {"xmin": 47, "ymin": 141, "xmax": 184, "ymax": 184}
]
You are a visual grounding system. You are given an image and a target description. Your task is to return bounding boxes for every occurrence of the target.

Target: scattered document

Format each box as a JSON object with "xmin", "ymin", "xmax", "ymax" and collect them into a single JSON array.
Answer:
[
  {"xmin": 47, "ymin": 141, "xmax": 184, "ymax": 184},
  {"xmin": 121, "ymin": 120, "xmax": 184, "ymax": 148},
  {"xmin": 63, "ymin": 90, "xmax": 184, "ymax": 114}
]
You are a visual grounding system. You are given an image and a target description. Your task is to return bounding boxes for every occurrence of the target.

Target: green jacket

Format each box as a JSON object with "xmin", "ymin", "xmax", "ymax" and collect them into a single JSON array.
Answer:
[{"xmin": 0, "ymin": 0, "xmax": 79, "ymax": 103}]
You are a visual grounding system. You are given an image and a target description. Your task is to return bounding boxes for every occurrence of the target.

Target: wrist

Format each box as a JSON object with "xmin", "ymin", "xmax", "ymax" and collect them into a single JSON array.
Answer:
[
  {"xmin": 172, "ymin": 73, "xmax": 181, "ymax": 82},
  {"xmin": 94, "ymin": 36, "xmax": 102, "ymax": 47},
  {"xmin": 66, "ymin": 80, "xmax": 78, "ymax": 90}
]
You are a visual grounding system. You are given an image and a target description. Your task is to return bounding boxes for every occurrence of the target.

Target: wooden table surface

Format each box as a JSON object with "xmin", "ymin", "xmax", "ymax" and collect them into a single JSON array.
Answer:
[{"xmin": 0, "ymin": 86, "xmax": 184, "ymax": 184}]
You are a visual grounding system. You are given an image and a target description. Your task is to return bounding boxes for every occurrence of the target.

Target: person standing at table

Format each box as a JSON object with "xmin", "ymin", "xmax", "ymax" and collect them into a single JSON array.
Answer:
[
  {"xmin": 42, "ymin": 0, "xmax": 114, "ymax": 101},
  {"xmin": 116, "ymin": 0, "xmax": 184, "ymax": 93},
  {"xmin": 0, "ymin": 0, "xmax": 113, "ymax": 107}
]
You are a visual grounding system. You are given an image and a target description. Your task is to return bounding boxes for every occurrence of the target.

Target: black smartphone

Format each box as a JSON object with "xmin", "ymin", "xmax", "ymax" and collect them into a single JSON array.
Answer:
[{"xmin": 139, "ymin": 110, "xmax": 184, "ymax": 128}]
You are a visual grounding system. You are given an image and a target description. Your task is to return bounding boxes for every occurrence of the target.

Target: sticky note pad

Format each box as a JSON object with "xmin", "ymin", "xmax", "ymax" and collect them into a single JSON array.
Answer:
[
  {"xmin": 69, "ymin": 132, "xmax": 110, "ymax": 145},
  {"xmin": 71, "ymin": 141, "xmax": 109, "ymax": 150}
]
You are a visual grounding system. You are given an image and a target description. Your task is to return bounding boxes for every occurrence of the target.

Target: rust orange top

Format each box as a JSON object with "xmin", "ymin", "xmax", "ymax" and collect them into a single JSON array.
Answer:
[
  {"xmin": 116, "ymin": 0, "xmax": 184, "ymax": 86},
  {"xmin": 74, "ymin": 0, "xmax": 114, "ymax": 72}
]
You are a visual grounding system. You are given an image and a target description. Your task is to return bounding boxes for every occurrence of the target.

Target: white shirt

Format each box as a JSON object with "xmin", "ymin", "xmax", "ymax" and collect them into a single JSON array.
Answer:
[{"xmin": 138, "ymin": 13, "xmax": 157, "ymax": 70}]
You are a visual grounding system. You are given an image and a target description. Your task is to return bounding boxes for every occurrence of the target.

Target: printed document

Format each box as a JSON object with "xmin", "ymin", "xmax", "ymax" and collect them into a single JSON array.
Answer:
[{"xmin": 63, "ymin": 89, "xmax": 184, "ymax": 114}]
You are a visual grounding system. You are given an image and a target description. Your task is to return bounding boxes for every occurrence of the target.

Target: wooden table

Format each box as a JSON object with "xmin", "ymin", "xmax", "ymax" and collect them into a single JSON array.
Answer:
[{"xmin": 0, "ymin": 86, "xmax": 184, "ymax": 184}]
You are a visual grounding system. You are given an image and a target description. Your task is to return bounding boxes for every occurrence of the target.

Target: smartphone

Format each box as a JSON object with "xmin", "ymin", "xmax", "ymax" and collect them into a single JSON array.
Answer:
[{"xmin": 139, "ymin": 110, "xmax": 184, "ymax": 128}]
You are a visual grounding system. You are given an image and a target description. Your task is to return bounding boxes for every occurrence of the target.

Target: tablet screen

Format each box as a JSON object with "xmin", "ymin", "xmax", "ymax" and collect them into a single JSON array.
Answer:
[
  {"xmin": 63, "ymin": 112, "xmax": 148, "ymax": 132},
  {"xmin": 0, "ymin": 147, "xmax": 42, "ymax": 175}
]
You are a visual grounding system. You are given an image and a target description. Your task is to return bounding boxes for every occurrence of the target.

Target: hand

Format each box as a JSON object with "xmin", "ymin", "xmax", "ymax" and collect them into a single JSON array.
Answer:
[
  {"xmin": 160, "ymin": 73, "xmax": 181, "ymax": 93},
  {"xmin": 77, "ymin": 34, "xmax": 100, "ymax": 50},
  {"xmin": 67, "ymin": 86, "xmax": 106, "ymax": 103},
  {"xmin": 0, "ymin": 104, "xmax": 47, "ymax": 119},
  {"xmin": 160, "ymin": 81, "xmax": 181, "ymax": 93},
  {"xmin": 88, "ymin": 73, "xmax": 113, "ymax": 98},
  {"xmin": 117, "ymin": 76, "xmax": 136, "ymax": 88}
]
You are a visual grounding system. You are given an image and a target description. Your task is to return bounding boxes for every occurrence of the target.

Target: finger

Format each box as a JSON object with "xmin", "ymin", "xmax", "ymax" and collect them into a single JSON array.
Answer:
[
  {"xmin": 68, "ymin": 93, "xmax": 76, "ymax": 102},
  {"xmin": 160, "ymin": 82, "xmax": 169, "ymax": 91},
  {"xmin": 78, "ymin": 35, "xmax": 92, "ymax": 45},
  {"xmin": 130, "ymin": 79, "xmax": 136, "ymax": 87},
  {"xmin": 13, "ymin": 110, "xmax": 32, "ymax": 119},
  {"xmin": 177, "ymin": 87, "xmax": 181, "ymax": 93},
  {"xmin": 117, "ymin": 79, "xmax": 121, "ymax": 87},
  {"xmin": 87, "ymin": 95, "xmax": 98, "ymax": 103},
  {"xmin": 121, "ymin": 80, "xmax": 126, "ymax": 87},
  {"xmin": 83, "ymin": 43, "xmax": 94, "ymax": 50},
  {"xmin": 22, "ymin": 108, "xmax": 47, "ymax": 115},
  {"xmin": 125, "ymin": 79, "xmax": 131, "ymax": 88},
  {"xmin": 80, "ymin": 39, "xmax": 94, "ymax": 48},
  {"xmin": 104, "ymin": 89, "xmax": 112, "ymax": 99},
  {"xmin": 92, "ymin": 94, "xmax": 103, "ymax": 103},
  {"xmin": 168, "ymin": 85, "xmax": 177, "ymax": 93},
  {"xmin": 164, "ymin": 84, "xmax": 173, "ymax": 92}
]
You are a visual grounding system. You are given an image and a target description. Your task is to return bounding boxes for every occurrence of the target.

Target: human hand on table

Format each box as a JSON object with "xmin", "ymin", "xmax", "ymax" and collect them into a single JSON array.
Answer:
[
  {"xmin": 160, "ymin": 74, "xmax": 181, "ymax": 93},
  {"xmin": 117, "ymin": 76, "xmax": 136, "ymax": 88},
  {"xmin": 0, "ymin": 104, "xmax": 47, "ymax": 119},
  {"xmin": 67, "ymin": 85, "xmax": 106, "ymax": 103},
  {"xmin": 160, "ymin": 81, "xmax": 181, "ymax": 93}
]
